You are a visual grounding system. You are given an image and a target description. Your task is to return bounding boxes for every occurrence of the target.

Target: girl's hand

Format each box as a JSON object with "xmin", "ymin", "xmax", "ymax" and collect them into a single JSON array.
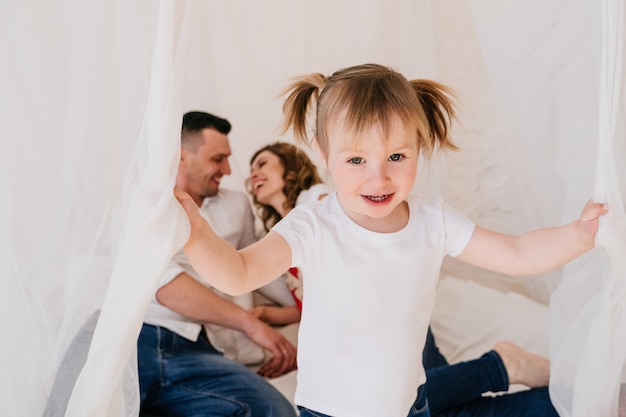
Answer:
[
  {"xmin": 174, "ymin": 186, "xmax": 197, "ymax": 214},
  {"xmin": 174, "ymin": 187, "xmax": 204, "ymax": 247},
  {"xmin": 577, "ymin": 200, "xmax": 609, "ymax": 245}
]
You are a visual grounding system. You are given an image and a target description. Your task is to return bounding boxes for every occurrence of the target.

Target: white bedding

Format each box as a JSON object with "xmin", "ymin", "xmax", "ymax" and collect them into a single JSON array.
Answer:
[
  {"xmin": 431, "ymin": 275, "xmax": 550, "ymax": 364},
  {"xmin": 430, "ymin": 276, "xmax": 550, "ymax": 393}
]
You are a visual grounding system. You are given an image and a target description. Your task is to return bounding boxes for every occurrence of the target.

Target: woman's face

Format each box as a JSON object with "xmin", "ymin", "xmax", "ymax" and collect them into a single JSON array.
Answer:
[{"xmin": 249, "ymin": 150, "xmax": 288, "ymax": 212}]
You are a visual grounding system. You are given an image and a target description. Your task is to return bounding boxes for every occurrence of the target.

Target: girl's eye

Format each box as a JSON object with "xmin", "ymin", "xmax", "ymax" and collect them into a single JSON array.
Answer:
[
  {"xmin": 348, "ymin": 157, "xmax": 364, "ymax": 165},
  {"xmin": 388, "ymin": 153, "xmax": 403, "ymax": 162}
]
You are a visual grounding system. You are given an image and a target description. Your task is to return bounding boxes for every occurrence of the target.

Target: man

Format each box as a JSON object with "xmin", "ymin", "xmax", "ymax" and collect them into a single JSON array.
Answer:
[{"xmin": 137, "ymin": 111, "xmax": 297, "ymax": 417}]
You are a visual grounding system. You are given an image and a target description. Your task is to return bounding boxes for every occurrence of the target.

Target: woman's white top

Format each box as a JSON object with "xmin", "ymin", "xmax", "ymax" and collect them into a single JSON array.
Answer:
[{"xmin": 272, "ymin": 192, "xmax": 475, "ymax": 417}]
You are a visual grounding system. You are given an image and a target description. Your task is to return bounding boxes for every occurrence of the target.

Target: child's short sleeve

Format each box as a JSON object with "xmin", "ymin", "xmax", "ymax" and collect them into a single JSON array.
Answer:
[
  {"xmin": 271, "ymin": 203, "xmax": 317, "ymax": 268},
  {"xmin": 442, "ymin": 203, "xmax": 475, "ymax": 257}
]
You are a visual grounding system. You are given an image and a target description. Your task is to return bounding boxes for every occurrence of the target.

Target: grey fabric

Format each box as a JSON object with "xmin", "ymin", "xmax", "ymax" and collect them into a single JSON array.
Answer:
[{"xmin": 42, "ymin": 311, "xmax": 100, "ymax": 417}]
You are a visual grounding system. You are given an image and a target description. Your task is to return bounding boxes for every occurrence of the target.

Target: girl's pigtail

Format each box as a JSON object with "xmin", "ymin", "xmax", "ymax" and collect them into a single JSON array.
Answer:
[
  {"xmin": 411, "ymin": 80, "xmax": 458, "ymax": 153},
  {"xmin": 280, "ymin": 73, "xmax": 327, "ymax": 144}
]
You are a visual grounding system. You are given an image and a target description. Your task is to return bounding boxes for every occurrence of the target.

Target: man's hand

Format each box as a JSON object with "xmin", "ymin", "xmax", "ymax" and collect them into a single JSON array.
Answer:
[
  {"xmin": 245, "ymin": 318, "xmax": 297, "ymax": 378},
  {"xmin": 158, "ymin": 274, "xmax": 296, "ymax": 378}
]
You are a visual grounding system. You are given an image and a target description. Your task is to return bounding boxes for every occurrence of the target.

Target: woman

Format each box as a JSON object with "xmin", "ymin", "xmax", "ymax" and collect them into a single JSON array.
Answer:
[
  {"xmin": 246, "ymin": 142, "xmax": 324, "ymax": 325},
  {"xmin": 246, "ymin": 141, "xmax": 558, "ymax": 417}
]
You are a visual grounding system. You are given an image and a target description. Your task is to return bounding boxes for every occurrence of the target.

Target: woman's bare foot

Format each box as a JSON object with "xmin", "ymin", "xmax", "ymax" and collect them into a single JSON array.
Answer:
[{"xmin": 494, "ymin": 341, "xmax": 550, "ymax": 388}]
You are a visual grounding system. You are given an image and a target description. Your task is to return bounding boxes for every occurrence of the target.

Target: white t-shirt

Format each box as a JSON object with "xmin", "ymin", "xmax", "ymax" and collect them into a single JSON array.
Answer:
[
  {"xmin": 272, "ymin": 192, "xmax": 475, "ymax": 417},
  {"xmin": 295, "ymin": 183, "xmax": 330, "ymax": 206}
]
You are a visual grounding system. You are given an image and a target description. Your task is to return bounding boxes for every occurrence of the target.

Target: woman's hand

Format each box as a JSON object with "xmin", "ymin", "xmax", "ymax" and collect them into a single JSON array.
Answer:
[{"xmin": 251, "ymin": 305, "xmax": 301, "ymax": 326}]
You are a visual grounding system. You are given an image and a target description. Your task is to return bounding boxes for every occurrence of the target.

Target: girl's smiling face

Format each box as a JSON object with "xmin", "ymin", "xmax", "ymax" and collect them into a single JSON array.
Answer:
[
  {"xmin": 324, "ymin": 115, "xmax": 419, "ymax": 233},
  {"xmin": 249, "ymin": 150, "xmax": 288, "ymax": 215}
]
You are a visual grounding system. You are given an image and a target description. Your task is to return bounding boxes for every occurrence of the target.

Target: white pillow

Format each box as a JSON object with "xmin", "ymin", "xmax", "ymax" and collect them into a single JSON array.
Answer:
[{"xmin": 430, "ymin": 276, "xmax": 549, "ymax": 369}]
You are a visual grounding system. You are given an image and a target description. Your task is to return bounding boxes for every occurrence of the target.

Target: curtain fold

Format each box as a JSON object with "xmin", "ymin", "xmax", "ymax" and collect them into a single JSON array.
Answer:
[
  {"xmin": 549, "ymin": 0, "xmax": 626, "ymax": 415},
  {"xmin": 1, "ymin": 0, "xmax": 193, "ymax": 415},
  {"xmin": 65, "ymin": 2, "xmax": 196, "ymax": 416}
]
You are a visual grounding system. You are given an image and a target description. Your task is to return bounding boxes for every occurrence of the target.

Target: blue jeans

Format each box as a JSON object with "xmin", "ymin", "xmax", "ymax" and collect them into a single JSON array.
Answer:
[
  {"xmin": 422, "ymin": 328, "xmax": 558, "ymax": 417},
  {"xmin": 137, "ymin": 324, "xmax": 297, "ymax": 417}
]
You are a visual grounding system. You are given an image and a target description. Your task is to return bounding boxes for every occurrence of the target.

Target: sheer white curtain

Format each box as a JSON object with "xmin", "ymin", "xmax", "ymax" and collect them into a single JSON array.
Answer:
[
  {"xmin": 463, "ymin": 1, "xmax": 626, "ymax": 415},
  {"xmin": 2, "ymin": 1, "xmax": 625, "ymax": 416},
  {"xmin": 1, "ymin": 1, "xmax": 193, "ymax": 416},
  {"xmin": 548, "ymin": 0, "xmax": 626, "ymax": 415}
]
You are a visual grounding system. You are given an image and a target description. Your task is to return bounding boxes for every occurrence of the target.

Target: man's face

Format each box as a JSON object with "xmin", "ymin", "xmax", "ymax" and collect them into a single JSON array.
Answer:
[{"xmin": 179, "ymin": 128, "xmax": 232, "ymax": 204}]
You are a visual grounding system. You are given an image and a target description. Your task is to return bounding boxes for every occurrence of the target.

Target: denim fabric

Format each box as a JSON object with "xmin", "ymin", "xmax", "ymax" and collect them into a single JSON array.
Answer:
[
  {"xmin": 298, "ymin": 407, "xmax": 332, "ymax": 417},
  {"xmin": 429, "ymin": 386, "xmax": 558, "ymax": 417},
  {"xmin": 422, "ymin": 327, "xmax": 450, "ymax": 370},
  {"xmin": 407, "ymin": 384, "xmax": 431, "ymax": 417},
  {"xmin": 422, "ymin": 328, "xmax": 558, "ymax": 417},
  {"xmin": 138, "ymin": 324, "xmax": 297, "ymax": 417}
]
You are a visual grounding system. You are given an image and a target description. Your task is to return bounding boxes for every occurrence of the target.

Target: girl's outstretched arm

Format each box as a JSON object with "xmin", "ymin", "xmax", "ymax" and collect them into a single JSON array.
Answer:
[
  {"xmin": 458, "ymin": 200, "xmax": 608, "ymax": 276},
  {"xmin": 175, "ymin": 187, "xmax": 292, "ymax": 295}
]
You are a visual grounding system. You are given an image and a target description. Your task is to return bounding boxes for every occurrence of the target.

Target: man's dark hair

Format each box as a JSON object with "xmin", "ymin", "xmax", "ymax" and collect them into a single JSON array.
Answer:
[
  {"xmin": 182, "ymin": 111, "xmax": 231, "ymax": 134},
  {"xmin": 181, "ymin": 111, "xmax": 231, "ymax": 150}
]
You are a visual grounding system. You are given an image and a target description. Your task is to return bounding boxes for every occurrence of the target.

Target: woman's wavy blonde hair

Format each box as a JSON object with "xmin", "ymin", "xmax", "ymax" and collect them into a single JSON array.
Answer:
[{"xmin": 247, "ymin": 142, "xmax": 322, "ymax": 232}]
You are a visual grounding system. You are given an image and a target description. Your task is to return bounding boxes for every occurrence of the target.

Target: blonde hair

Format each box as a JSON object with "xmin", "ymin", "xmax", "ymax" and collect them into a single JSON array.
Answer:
[
  {"xmin": 247, "ymin": 142, "xmax": 322, "ymax": 232},
  {"xmin": 280, "ymin": 63, "xmax": 457, "ymax": 159}
]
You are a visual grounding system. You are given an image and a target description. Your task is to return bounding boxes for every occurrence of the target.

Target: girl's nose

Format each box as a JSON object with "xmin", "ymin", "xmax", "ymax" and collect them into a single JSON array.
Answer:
[{"xmin": 368, "ymin": 162, "xmax": 389, "ymax": 185}]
